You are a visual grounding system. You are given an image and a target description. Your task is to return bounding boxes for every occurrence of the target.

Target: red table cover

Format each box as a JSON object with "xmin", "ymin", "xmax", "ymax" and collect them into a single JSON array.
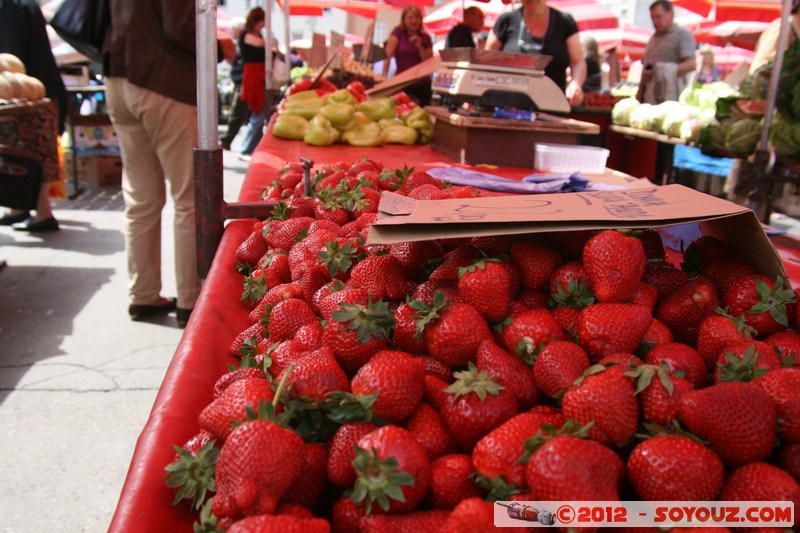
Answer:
[{"xmin": 109, "ymin": 130, "xmax": 800, "ymax": 532}]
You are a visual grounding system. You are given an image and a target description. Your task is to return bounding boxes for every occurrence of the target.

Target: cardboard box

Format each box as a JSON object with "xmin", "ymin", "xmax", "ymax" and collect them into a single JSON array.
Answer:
[
  {"xmin": 368, "ymin": 184, "xmax": 786, "ymax": 281},
  {"xmin": 64, "ymin": 154, "xmax": 122, "ymax": 186},
  {"xmin": 73, "ymin": 125, "xmax": 121, "ymax": 156}
]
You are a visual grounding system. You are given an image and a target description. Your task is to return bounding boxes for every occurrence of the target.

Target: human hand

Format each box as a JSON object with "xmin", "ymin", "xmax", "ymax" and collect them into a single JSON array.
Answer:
[
  {"xmin": 409, "ymin": 34, "xmax": 423, "ymax": 48},
  {"xmin": 566, "ymin": 80, "xmax": 584, "ymax": 107}
]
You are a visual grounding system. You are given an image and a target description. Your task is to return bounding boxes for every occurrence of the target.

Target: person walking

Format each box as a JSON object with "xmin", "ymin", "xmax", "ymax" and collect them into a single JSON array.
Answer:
[
  {"xmin": 104, "ymin": 0, "xmax": 202, "ymax": 327},
  {"xmin": 238, "ymin": 7, "xmax": 268, "ymax": 161},
  {"xmin": 219, "ymin": 17, "xmax": 249, "ymax": 151},
  {"xmin": 445, "ymin": 7, "xmax": 485, "ymax": 49}
]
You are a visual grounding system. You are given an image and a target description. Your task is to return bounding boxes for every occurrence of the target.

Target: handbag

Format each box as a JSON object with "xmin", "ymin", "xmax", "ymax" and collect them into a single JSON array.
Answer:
[
  {"xmin": 0, "ymin": 146, "xmax": 43, "ymax": 211},
  {"xmin": 49, "ymin": 0, "xmax": 110, "ymax": 64}
]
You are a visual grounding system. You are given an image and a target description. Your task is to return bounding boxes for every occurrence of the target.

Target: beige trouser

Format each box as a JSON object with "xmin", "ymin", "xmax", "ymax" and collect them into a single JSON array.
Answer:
[{"xmin": 105, "ymin": 77, "xmax": 201, "ymax": 310}]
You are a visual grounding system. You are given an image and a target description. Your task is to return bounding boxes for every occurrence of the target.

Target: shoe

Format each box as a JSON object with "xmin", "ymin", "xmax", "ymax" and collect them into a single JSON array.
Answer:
[
  {"xmin": 238, "ymin": 154, "xmax": 252, "ymax": 162},
  {"xmin": 129, "ymin": 297, "xmax": 177, "ymax": 321},
  {"xmin": 11, "ymin": 216, "xmax": 59, "ymax": 232},
  {"xmin": 176, "ymin": 307, "xmax": 193, "ymax": 328},
  {"xmin": 219, "ymin": 141, "xmax": 231, "ymax": 151},
  {"xmin": 0, "ymin": 211, "xmax": 31, "ymax": 226}
]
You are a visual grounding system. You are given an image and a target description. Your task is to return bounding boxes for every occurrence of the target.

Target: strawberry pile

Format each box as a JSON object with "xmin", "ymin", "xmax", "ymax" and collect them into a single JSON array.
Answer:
[{"xmin": 165, "ymin": 157, "xmax": 800, "ymax": 533}]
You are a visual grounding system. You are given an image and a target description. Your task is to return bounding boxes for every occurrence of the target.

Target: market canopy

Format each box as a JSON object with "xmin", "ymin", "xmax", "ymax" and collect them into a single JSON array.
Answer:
[
  {"xmin": 275, "ymin": 0, "xmax": 419, "ymax": 17},
  {"xmin": 673, "ymin": 0, "xmax": 782, "ymax": 22},
  {"xmin": 591, "ymin": 23, "xmax": 653, "ymax": 63}
]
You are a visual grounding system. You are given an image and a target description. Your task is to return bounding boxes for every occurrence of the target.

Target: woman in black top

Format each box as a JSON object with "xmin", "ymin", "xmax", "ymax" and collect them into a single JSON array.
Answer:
[{"xmin": 485, "ymin": 0, "xmax": 585, "ymax": 107}]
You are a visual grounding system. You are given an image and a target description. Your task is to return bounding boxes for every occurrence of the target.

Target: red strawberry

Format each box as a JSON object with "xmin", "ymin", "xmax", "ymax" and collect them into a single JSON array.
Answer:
[
  {"xmin": 533, "ymin": 340, "xmax": 591, "ymax": 398},
  {"xmin": 472, "ymin": 406, "xmax": 565, "ymax": 491},
  {"xmin": 282, "ymin": 443, "xmax": 329, "ymax": 508},
  {"xmin": 723, "ymin": 275, "xmax": 796, "ymax": 337},
  {"xmin": 552, "ymin": 305, "xmax": 582, "ymax": 338},
  {"xmin": 703, "ymin": 258, "xmax": 760, "ymax": 295},
  {"xmin": 319, "ymin": 287, "xmax": 369, "ymax": 321},
  {"xmin": 293, "ymin": 320, "xmax": 323, "ymax": 350},
  {"xmin": 392, "ymin": 302, "xmax": 428, "ymax": 355},
  {"xmin": 714, "ymin": 340, "xmax": 782, "ymax": 383},
  {"xmin": 331, "ymin": 495, "xmax": 366, "ymax": 533},
  {"xmin": 549, "ymin": 261, "xmax": 595, "ymax": 309},
  {"xmin": 235, "ymin": 229, "xmax": 268, "ymax": 272},
  {"xmin": 353, "ymin": 425, "xmax": 431, "ymax": 514},
  {"xmin": 471, "ymin": 234, "xmax": 515, "ymax": 256},
  {"xmin": 641, "ymin": 260, "xmax": 690, "ymax": 298},
  {"xmin": 198, "ymin": 377, "xmax": 276, "ymax": 440},
  {"xmin": 429, "ymin": 365, "xmax": 518, "ymax": 452},
  {"xmin": 680, "ymin": 381, "xmax": 776, "ymax": 466},
  {"xmin": 247, "ymin": 283, "xmax": 304, "ymax": 324},
  {"xmin": 765, "ymin": 330, "xmax": 800, "ymax": 366},
  {"xmin": 510, "ymin": 241, "xmax": 562, "ymax": 290},
  {"xmin": 427, "ymin": 244, "xmax": 484, "ymax": 286},
  {"xmin": 419, "ymin": 356, "xmax": 452, "ymax": 382},
  {"xmin": 412, "ymin": 292, "xmax": 491, "ymax": 367},
  {"xmin": 644, "ymin": 342, "xmax": 707, "ymax": 389},
  {"xmin": 299, "ymin": 265, "xmax": 330, "ymax": 303},
  {"xmin": 401, "ymin": 169, "xmax": 441, "ymax": 193},
  {"xmin": 631, "ymin": 282, "xmax": 659, "ymax": 310},
  {"xmin": 327, "ymin": 421, "xmax": 379, "ymax": 487},
  {"xmin": 267, "ymin": 298, "xmax": 318, "ymax": 342},
  {"xmin": 582, "ymin": 230, "xmax": 646, "ymax": 303},
  {"xmin": 348, "ymin": 254, "xmax": 407, "ymax": 302},
  {"xmin": 627, "ymin": 436, "xmax": 723, "ymax": 500},
  {"xmin": 577, "ymin": 303, "xmax": 652, "ymax": 362},
  {"xmin": 308, "ymin": 217, "xmax": 345, "ymax": 237},
  {"xmin": 426, "ymin": 454, "xmax": 484, "ymax": 509},
  {"xmin": 344, "ymin": 350, "xmax": 425, "ymax": 424},
  {"xmin": 265, "ymin": 340, "xmax": 308, "ymax": 379},
  {"xmin": 719, "ymin": 462, "xmax": 800, "ymax": 521},
  {"xmin": 562, "ymin": 364, "xmax": 639, "ymax": 447},
  {"xmin": 403, "ymin": 402, "xmax": 459, "ymax": 461},
  {"xmin": 265, "ymin": 217, "xmax": 313, "ymax": 250},
  {"xmin": 226, "ymin": 514, "xmax": 330, "ymax": 533},
  {"xmin": 476, "ymin": 339, "xmax": 540, "ymax": 410},
  {"xmin": 681, "ymin": 235, "xmax": 734, "ymax": 274},
  {"xmin": 457, "ymin": 258, "xmax": 512, "ymax": 323},
  {"xmin": 213, "ymin": 367, "xmax": 266, "ymax": 398},
  {"xmin": 516, "ymin": 290, "xmax": 551, "ymax": 310},
  {"xmin": 641, "ymin": 318, "xmax": 674, "ymax": 350},
  {"xmin": 655, "ymin": 276, "xmax": 720, "ymax": 346},
  {"xmin": 779, "ymin": 443, "xmax": 800, "ymax": 482},
  {"xmin": 279, "ymin": 346, "xmax": 349, "ymax": 404},
  {"xmin": 439, "ymin": 498, "xmax": 530, "ymax": 533},
  {"xmin": 696, "ymin": 308, "xmax": 754, "ymax": 371},
  {"xmin": 500, "ymin": 308, "xmax": 565, "ymax": 365},
  {"xmin": 252, "ymin": 251, "xmax": 291, "ymax": 288},
  {"xmin": 358, "ymin": 511, "xmax": 449, "ymax": 533},
  {"xmin": 755, "ymin": 367, "xmax": 800, "ymax": 443},
  {"xmin": 314, "ymin": 197, "xmax": 351, "ymax": 226},
  {"xmin": 388, "ymin": 240, "xmax": 444, "ymax": 281},
  {"xmin": 636, "ymin": 228, "xmax": 666, "ymax": 260},
  {"xmin": 525, "ymin": 435, "xmax": 624, "ymax": 500},
  {"xmin": 322, "ymin": 299, "xmax": 394, "ymax": 375},
  {"xmin": 212, "ymin": 419, "xmax": 304, "ymax": 519},
  {"xmin": 627, "ymin": 363, "xmax": 694, "ymax": 426},
  {"xmin": 546, "ymin": 229, "xmax": 593, "ymax": 260}
]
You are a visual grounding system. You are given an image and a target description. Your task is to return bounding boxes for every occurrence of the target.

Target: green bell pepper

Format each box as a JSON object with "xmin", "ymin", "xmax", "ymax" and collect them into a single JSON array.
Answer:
[
  {"xmin": 273, "ymin": 113, "xmax": 310, "ymax": 140},
  {"xmin": 283, "ymin": 96, "xmax": 323, "ymax": 120},
  {"xmin": 304, "ymin": 115, "xmax": 340, "ymax": 146},
  {"xmin": 342, "ymin": 123, "xmax": 384, "ymax": 147},
  {"xmin": 378, "ymin": 118, "xmax": 405, "ymax": 130},
  {"xmin": 355, "ymin": 97, "xmax": 396, "ymax": 122},
  {"xmin": 324, "ymin": 88, "xmax": 357, "ymax": 106},
  {"xmin": 382, "ymin": 125, "xmax": 418, "ymax": 145},
  {"xmin": 319, "ymin": 103, "xmax": 355, "ymax": 126}
]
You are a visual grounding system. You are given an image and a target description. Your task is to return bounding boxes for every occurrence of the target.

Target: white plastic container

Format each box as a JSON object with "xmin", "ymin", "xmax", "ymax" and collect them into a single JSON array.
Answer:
[{"xmin": 534, "ymin": 143, "xmax": 610, "ymax": 173}]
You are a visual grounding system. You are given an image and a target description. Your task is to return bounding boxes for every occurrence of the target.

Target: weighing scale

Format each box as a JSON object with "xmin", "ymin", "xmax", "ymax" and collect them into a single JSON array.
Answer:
[{"xmin": 432, "ymin": 48, "xmax": 571, "ymax": 114}]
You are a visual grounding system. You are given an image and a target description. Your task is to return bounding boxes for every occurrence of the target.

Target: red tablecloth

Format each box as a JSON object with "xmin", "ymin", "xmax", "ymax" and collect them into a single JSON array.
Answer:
[{"xmin": 109, "ymin": 130, "xmax": 800, "ymax": 532}]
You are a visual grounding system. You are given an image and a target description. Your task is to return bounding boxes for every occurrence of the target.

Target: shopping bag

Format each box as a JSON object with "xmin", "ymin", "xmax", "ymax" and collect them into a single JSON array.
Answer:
[
  {"xmin": 49, "ymin": 0, "xmax": 110, "ymax": 64},
  {"xmin": 0, "ymin": 146, "xmax": 44, "ymax": 211}
]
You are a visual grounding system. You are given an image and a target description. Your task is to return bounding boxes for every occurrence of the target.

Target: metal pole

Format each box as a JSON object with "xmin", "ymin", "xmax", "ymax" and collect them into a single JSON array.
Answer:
[
  {"xmin": 284, "ymin": 0, "xmax": 291, "ymax": 87},
  {"xmin": 759, "ymin": 0, "xmax": 794, "ymax": 152},
  {"xmin": 266, "ymin": 0, "xmax": 274, "ymax": 94},
  {"xmin": 196, "ymin": 0, "xmax": 219, "ymax": 150}
]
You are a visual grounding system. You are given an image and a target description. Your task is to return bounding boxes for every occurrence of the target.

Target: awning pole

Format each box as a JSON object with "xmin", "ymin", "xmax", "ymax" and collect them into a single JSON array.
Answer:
[
  {"xmin": 759, "ymin": 0, "xmax": 794, "ymax": 152},
  {"xmin": 196, "ymin": 0, "xmax": 218, "ymax": 149}
]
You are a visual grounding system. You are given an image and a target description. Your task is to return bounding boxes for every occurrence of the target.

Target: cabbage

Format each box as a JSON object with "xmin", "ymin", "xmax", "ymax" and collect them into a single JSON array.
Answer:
[
  {"xmin": 698, "ymin": 108, "xmax": 717, "ymax": 126},
  {"xmin": 699, "ymin": 123, "xmax": 727, "ymax": 152},
  {"xmin": 662, "ymin": 106, "xmax": 700, "ymax": 137},
  {"xmin": 679, "ymin": 118, "xmax": 704, "ymax": 142},
  {"xmin": 643, "ymin": 101, "xmax": 681, "ymax": 132},
  {"xmin": 770, "ymin": 113, "xmax": 800, "ymax": 157},
  {"xmin": 679, "ymin": 84, "xmax": 701, "ymax": 107},
  {"xmin": 611, "ymin": 97, "xmax": 641, "ymax": 126},
  {"xmin": 628, "ymin": 103, "xmax": 655, "ymax": 130},
  {"xmin": 724, "ymin": 118, "xmax": 762, "ymax": 156}
]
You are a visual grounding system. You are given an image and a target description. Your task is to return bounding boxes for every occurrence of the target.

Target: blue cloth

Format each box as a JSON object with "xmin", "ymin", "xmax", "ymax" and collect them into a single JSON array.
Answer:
[
  {"xmin": 673, "ymin": 145, "xmax": 734, "ymax": 177},
  {"xmin": 426, "ymin": 167, "xmax": 625, "ymax": 194}
]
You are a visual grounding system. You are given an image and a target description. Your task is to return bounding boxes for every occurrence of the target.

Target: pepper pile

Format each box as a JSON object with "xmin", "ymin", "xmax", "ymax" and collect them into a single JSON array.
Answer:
[
  {"xmin": 165, "ymin": 158, "xmax": 800, "ymax": 532},
  {"xmin": 274, "ymin": 81, "xmax": 434, "ymax": 147}
]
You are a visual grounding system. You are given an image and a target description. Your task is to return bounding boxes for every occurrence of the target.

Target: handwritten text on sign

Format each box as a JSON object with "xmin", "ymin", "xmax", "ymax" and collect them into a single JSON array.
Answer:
[{"xmin": 576, "ymin": 189, "xmax": 669, "ymax": 219}]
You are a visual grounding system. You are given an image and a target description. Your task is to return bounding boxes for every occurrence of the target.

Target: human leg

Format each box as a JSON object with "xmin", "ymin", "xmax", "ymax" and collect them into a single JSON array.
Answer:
[
  {"xmin": 219, "ymin": 83, "xmax": 250, "ymax": 149},
  {"xmin": 105, "ymin": 77, "xmax": 168, "ymax": 307},
  {"xmin": 239, "ymin": 106, "xmax": 266, "ymax": 156},
  {"xmin": 135, "ymin": 84, "xmax": 202, "ymax": 313}
]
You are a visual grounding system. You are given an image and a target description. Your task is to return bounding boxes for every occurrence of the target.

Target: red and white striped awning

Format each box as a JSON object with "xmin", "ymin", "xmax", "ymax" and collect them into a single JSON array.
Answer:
[{"xmin": 673, "ymin": 0, "xmax": 783, "ymax": 23}]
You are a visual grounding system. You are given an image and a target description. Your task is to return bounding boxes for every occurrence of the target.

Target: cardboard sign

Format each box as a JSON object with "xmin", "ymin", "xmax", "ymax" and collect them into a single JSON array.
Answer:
[
  {"xmin": 309, "ymin": 33, "xmax": 327, "ymax": 68},
  {"xmin": 329, "ymin": 32, "xmax": 344, "ymax": 69},
  {"xmin": 368, "ymin": 184, "xmax": 786, "ymax": 281}
]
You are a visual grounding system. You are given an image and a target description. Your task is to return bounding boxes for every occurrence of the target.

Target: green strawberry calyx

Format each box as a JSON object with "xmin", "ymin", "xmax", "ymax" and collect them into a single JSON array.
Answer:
[
  {"xmin": 325, "ymin": 390, "xmax": 382, "ymax": 424},
  {"xmin": 714, "ymin": 306, "xmax": 756, "ymax": 338},
  {"xmin": 332, "ymin": 299, "xmax": 396, "ymax": 343},
  {"xmin": 351, "ymin": 446, "xmax": 414, "ymax": 514},
  {"xmin": 549, "ymin": 278, "xmax": 595, "ymax": 309},
  {"xmin": 193, "ymin": 499, "xmax": 225, "ymax": 533},
  {"xmin": 240, "ymin": 274, "xmax": 268, "ymax": 306},
  {"xmin": 444, "ymin": 362, "xmax": 505, "ymax": 401},
  {"xmin": 163, "ymin": 439, "xmax": 219, "ymax": 511},
  {"xmin": 715, "ymin": 344, "xmax": 768, "ymax": 382},
  {"xmin": 519, "ymin": 419, "xmax": 594, "ymax": 463},
  {"xmin": 472, "ymin": 472, "xmax": 521, "ymax": 502},
  {"xmin": 748, "ymin": 276, "xmax": 797, "ymax": 328},
  {"xmin": 317, "ymin": 239, "xmax": 362, "ymax": 277},
  {"xmin": 410, "ymin": 291, "xmax": 450, "ymax": 341},
  {"xmin": 456, "ymin": 257, "xmax": 501, "ymax": 279},
  {"xmin": 625, "ymin": 361, "xmax": 685, "ymax": 396}
]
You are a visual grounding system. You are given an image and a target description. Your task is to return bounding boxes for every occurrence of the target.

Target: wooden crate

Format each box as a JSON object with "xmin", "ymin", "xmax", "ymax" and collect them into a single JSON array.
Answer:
[{"xmin": 426, "ymin": 106, "xmax": 600, "ymax": 168}]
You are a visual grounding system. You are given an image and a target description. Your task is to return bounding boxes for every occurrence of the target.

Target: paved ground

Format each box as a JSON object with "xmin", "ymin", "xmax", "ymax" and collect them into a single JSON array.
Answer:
[{"xmin": 0, "ymin": 143, "xmax": 248, "ymax": 533}]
